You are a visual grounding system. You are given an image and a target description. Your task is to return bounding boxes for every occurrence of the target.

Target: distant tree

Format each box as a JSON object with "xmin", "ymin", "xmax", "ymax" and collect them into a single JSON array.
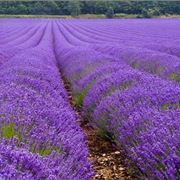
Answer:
[
  {"xmin": 6, "ymin": 6, "xmax": 16, "ymax": 15},
  {"xmin": 44, "ymin": 1, "xmax": 60, "ymax": 15},
  {"xmin": 141, "ymin": 7, "xmax": 161, "ymax": 18},
  {"xmin": 106, "ymin": 7, "xmax": 114, "ymax": 18},
  {"xmin": 94, "ymin": 1, "xmax": 107, "ymax": 14},
  {"xmin": 57, "ymin": 1, "xmax": 69, "ymax": 15},
  {"xmin": 30, "ymin": 2, "xmax": 45, "ymax": 15},
  {"xmin": 16, "ymin": 4, "xmax": 28, "ymax": 14},
  {"xmin": 149, "ymin": 7, "xmax": 161, "ymax": 16},
  {"xmin": 81, "ymin": 1, "xmax": 95, "ymax": 14},
  {"xmin": 68, "ymin": 0, "xmax": 81, "ymax": 17},
  {"xmin": 141, "ymin": 8, "xmax": 152, "ymax": 18}
]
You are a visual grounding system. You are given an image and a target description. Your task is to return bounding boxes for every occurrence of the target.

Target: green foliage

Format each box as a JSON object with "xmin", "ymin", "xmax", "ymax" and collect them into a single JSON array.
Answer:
[
  {"xmin": 162, "ymin": 103, "xmax": 180, "ymax": 110},
  {"xmin": 75, "ymin": 87, "xmax": 89, "ymax": 107},
  {"xmin": 157, "ymin": 162, "xmax": 165, "ymax": 171},
  {"xmin": 75, "ymin": 92, "xmax": 84, "ymax": 107},
  {"xmin": 141, "ymin": 8, "xmax": 152, "ymax": 18},
  {"xmin": 106, "ymin": 7, "xmax": 114, "ymax": 18},
  {"xmin": 170, "ymin": 73, "xmax": 180, "ymax": 82},
  {"xmin": 2, "ymin": 123, "xmax": 24, "ymax": 146},
  {"xmin": 3, "ymin": 123, "xmax": 15, "ymax": 139},
  {"xmin": 68, "ymin": 0, "xmax": 81, "ymax": 17},
  {"xmin": 121, "ymin": 81, "xmax": 132, "ymax": 89},
  {"xmin": 97, "ymin": 117, "xmax": 115, "ymax": 141},
  {"xmin": 30, "ymin": 143, "xmax": 62, "ymax": 157},
  {"xmin": 39, "ymin": 147, "xmax": 52, "ymax": 157},
  {"xmin": 162, "ymin": 103, "xmax": 169, "ymax": 110}
]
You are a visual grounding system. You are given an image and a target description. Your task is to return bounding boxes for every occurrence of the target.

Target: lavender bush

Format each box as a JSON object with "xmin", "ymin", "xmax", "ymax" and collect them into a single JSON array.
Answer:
[
  {"xmin": 54, "ymin": 19, "xmax": 180, "ymax": 179},
  {"xmin": 0, "ymin": 20, "xmax": 92, "ymax": 179}
]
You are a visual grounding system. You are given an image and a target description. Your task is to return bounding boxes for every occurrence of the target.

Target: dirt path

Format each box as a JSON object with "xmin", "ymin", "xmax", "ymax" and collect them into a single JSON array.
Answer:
[{"xmin": 61, "ymin": 73, "xmax": 139, "ymax": 180}]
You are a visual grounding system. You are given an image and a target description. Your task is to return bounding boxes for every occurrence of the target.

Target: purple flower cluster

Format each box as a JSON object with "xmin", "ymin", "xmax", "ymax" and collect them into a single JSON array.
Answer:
[
  {"xmin": 92, "ymin": 44, "xmax": 180, "ymax": 81},
  {"xmin": 58, "ymin": 19, "xmax": 180, "ymax": 82},
  {"xmin": 0, "ymin": 20, "xmax": 92, "ymax": 179},
  {"xmin": 54, "ymin": 19, "xmax": 180, "ymax": 179}
]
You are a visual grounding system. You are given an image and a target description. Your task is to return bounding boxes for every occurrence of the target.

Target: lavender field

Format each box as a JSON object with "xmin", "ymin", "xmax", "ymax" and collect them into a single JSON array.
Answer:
[{"xmin": 0, "ymin": 19, "xmax": 180, "ymax": 179}]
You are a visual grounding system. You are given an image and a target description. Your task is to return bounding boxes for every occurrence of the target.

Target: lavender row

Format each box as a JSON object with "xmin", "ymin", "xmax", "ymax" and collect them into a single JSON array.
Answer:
[
  {"xmin": 0, "ymin": 20, "xmax": 92, "ymax": 179},
  {"xmin": 57, "ymin": 20, "xmax": 180, "ymax": 82},
  {"xmin": 0, "ymin": 20, "xmax": 47, "ymax": 66},
  {"xmin": 55, "ymin": 20, "xmax": 180, "ymax": 178},
  {"xmin": 92, "ymin": 44, "xmax": 180, "ymax": 82},
  {"xmin": 66, "ymin": 19, "xmax": 180, "ymax": 57}
]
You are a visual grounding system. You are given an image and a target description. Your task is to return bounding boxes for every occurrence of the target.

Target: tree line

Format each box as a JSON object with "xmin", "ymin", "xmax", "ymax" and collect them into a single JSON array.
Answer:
[{"xmin": 0, "ymin": 1, "xmax": 180, "ymax": 18}]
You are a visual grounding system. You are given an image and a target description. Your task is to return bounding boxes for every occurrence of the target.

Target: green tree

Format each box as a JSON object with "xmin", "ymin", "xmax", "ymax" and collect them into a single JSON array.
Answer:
[
  {"xmin": 141, "ymin": 8, "xmax": 152, "ymax": 18},
  {"xmin": 68, "ymin": 0, "xmax": 81, "ymax": 17},
  {"xmin": 149, "ymin": 7, "xmax": 161, "ymax": 16},
  {"xmin": 94, "ymin": 1, "xmax": 107, "ymax": 14},
  {"xmin": 16, "ymin": 4, "xmax": 28, "ymax": 14},
  {"xmin": 30, "ymin": 2, "xmax": 45, "ymax": 15},
  {"xmin": 44, "ymin": 1, "xmax": 60, "ymax": 15},
  {"xmin": 106, "ymin": 7, "xmax": 114, "ymax": 18}
]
